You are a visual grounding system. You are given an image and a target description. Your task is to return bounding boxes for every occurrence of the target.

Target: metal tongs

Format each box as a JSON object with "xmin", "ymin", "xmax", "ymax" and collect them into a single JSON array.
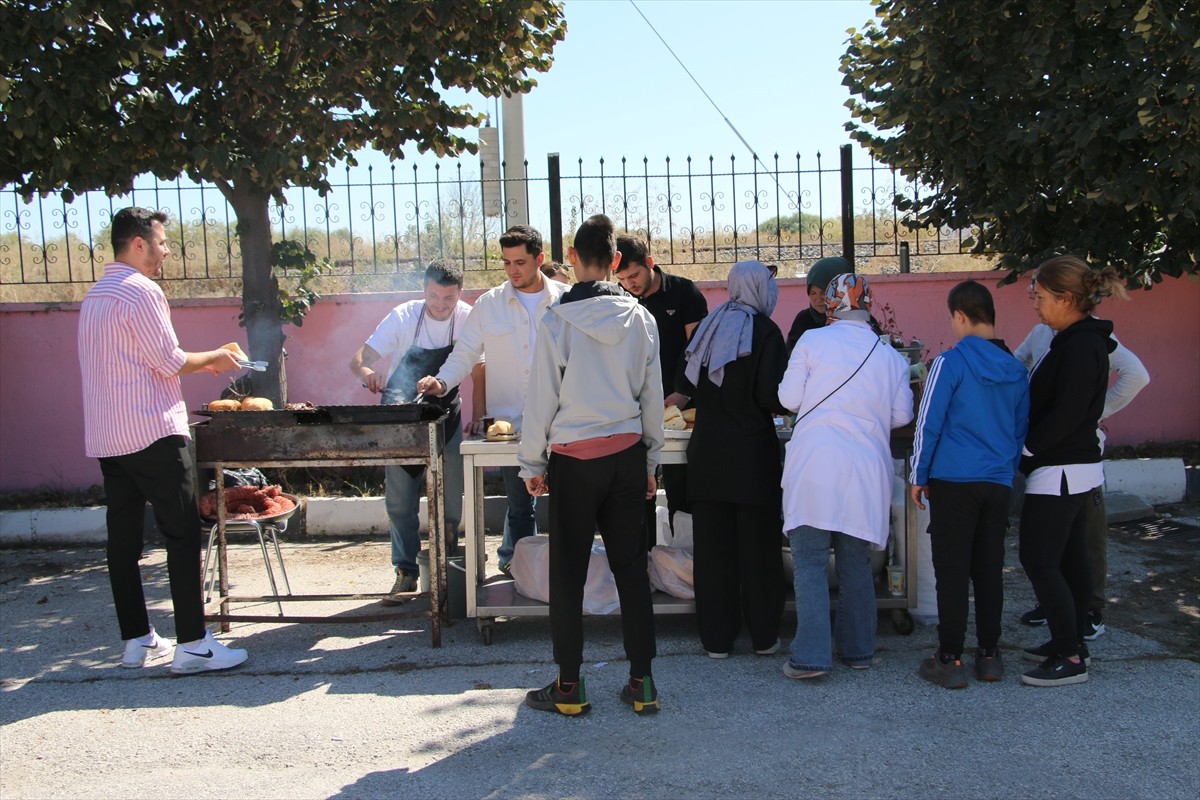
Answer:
[{"xmin": 237, "ymin": 360, "xmax": 269, "ymax": 372}]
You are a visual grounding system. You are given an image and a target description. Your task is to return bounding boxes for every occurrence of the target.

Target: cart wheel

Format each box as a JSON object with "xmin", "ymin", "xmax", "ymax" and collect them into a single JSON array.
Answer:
[
  {"xmin": 891, "ymin": 609, "xmax": 915, "ymax": 635},
  {"xmin": 477, "ymin": 618, "xmax": 494, "ymax": 645}
]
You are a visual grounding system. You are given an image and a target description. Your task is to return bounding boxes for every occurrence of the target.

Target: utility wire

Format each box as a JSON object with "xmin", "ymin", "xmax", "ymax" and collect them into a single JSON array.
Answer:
[{"xmin": 628, "ymin": 0, "xmax": 782, "ymax": 191}]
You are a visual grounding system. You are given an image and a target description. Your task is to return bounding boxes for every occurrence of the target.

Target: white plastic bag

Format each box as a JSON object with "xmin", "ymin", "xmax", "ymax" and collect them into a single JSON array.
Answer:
[
  {"xmin": 657, "ymin": 508, "xmax": 694, "ymax": 553},
  {"xmin": 510, "ymin": 535, "xmax": 551, "ymax": 603},
  {"xmin": 648, "ymin": 545, "xmax": 695, "ymax": 600},
  {"xmin": 509, "ymin": 535, "xmax": 621, "ymax": 615}
]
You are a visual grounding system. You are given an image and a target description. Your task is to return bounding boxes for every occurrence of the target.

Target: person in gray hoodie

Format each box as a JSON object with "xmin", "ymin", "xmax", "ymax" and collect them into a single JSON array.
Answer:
[{"xmin": 518, "ymin": 214, "xmax": 664, "ymax": 717}]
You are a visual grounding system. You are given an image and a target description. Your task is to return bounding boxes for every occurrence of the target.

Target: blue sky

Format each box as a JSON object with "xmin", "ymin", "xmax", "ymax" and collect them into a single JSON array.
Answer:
[{"xmin": 366, "ymin": 0, "xmax": 878, "ymax": 170}]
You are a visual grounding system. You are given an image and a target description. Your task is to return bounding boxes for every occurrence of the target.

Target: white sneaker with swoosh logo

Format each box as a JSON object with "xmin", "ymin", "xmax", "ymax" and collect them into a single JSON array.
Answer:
[
  {"xmin": 170, "ymin": 631, "xmax": 248, "ymax": 675},
  {"xmin": 121, "ymin": 626, "xmax": 174, "ymax": 668}
]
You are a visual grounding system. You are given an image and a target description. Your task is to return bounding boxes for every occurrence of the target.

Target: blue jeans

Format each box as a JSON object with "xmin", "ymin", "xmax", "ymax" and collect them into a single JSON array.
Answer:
[
  {"xmin": 787, "ymin": 525, "xmax": 876, "ymax": 671},
  {"xmin": 385, "ymin": 424, "xmax": 464, "ymax": 574},
  {"xmin": 497, "ymin": 465, "xmax": 537, "ymax": 567}
]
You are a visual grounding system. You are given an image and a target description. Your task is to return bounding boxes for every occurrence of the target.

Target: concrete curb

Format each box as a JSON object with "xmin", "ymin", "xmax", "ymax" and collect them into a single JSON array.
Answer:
[{"xmin": 0, "ymin": 458, "xmax": 1188, "ymax": 547}]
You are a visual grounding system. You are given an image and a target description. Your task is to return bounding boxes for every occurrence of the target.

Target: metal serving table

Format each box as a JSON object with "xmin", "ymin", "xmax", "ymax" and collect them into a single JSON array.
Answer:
[
  {"xmin": 461, "ymin": 430, "xmax": 918, "ymax": 644},
  {"xmin": 193, "ymin": 404, "xmax": 452, "ymax": 647}
]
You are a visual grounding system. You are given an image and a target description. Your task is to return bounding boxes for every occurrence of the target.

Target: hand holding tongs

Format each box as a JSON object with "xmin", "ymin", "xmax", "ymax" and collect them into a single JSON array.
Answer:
[{"xmin": 237, "ymin": 360, "xmax": 268, "ymax": 372}]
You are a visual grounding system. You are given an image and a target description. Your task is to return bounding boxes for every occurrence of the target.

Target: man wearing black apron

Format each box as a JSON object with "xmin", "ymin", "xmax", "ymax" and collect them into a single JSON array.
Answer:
[{"xmin": 351, "ymin": 262, "xmax": 475, "ymax": 603}]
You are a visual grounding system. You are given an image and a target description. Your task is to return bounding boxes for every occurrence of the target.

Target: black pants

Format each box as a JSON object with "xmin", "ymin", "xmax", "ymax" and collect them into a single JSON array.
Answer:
[
  {"xmin": 927, "ymin": 479, "xmax": 1011, "ymax": 656},
  {"xmin": 691, "ymin": 499, "xmax": 784, "ymax": 654},
  {"xmin": 548, "ymin": 444, "xmax": 656, "ymax": 681},
  {"xmin": 98, "ymin": 435, "xmax": 206, "ymax": 644},
  {"xmin": 1018, "ymin": 484, "xmax": 1092, "ymax": 658}
]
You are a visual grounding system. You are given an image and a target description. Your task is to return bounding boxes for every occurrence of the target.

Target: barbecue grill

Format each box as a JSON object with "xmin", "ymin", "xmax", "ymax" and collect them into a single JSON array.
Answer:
[{"xmin": 193, "ymin": 403, "xmax": 452, "ymax": 646}]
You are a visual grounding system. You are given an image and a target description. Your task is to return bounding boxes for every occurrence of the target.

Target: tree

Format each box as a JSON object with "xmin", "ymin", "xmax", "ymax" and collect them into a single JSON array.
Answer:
[
  {"xmin": 841, "ymin": 0, "xmax": 1198, "ymax": 286},
  {"xmin": 0, "ymin": 0, "xmax": 565, "ymax": 402}
]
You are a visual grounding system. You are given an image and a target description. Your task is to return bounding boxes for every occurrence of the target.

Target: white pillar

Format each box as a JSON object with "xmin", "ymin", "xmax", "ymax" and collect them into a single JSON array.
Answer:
[{"xmin": 501, "ymin": 93, "xmax": 528, "ymax": 227}]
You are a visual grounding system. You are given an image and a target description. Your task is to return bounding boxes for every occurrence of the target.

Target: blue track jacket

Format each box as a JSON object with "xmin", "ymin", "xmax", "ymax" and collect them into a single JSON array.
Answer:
[{"xmin": 910, "ymin": 336, "xmax": 1030, "ymax": 487}]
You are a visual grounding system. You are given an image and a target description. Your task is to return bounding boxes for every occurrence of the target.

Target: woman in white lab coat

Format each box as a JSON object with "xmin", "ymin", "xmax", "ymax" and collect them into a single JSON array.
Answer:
[{"xmin": 778, "ymin": 274, "xmax": 914, "ymax": 679}]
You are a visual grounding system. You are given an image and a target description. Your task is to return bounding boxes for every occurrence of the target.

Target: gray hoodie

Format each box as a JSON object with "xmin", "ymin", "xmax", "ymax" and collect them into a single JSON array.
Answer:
[{"xmin": 517, "ymin": 281, "xmax": 664, "ymax": 479}]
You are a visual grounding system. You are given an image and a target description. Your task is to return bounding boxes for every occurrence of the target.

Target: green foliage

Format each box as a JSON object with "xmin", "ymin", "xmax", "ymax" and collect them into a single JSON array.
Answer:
[
  {"xmin": 270, "ymin": 240, "xmax": 328, "ymax": 328},
  {"xmin": 1, "ymin": 1, "xmax": 566, "ymax": 201},
  {"xmin": 841, "ymin": 0, "xmax": 1199, "ymax": 286},
  {"xmin": 756, "ymin": 212, "xmax": 820, "ymax": 237}
]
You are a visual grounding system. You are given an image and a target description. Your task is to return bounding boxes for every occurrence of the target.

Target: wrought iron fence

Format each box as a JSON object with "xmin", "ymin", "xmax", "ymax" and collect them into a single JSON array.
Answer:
[{"xmin": 1, "ymin": 145, "xmax": 987, "ymax": 299}]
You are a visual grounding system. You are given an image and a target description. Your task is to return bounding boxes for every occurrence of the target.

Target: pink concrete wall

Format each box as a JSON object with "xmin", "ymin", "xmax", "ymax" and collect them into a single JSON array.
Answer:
[{"xmin": 1, "ymin": 274, "xmax": 1196, "ymax": 491}]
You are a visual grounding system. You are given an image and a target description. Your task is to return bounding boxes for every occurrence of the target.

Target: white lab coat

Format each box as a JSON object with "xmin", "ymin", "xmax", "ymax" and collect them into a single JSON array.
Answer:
[{"xmin": 779, "ymin": 320, "xmax": 914, "ymax": 549}]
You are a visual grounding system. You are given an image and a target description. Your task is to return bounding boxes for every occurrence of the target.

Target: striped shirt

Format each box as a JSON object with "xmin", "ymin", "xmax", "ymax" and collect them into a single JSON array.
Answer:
[{"xmin": 78, "ymin": 263, "xmax": 189, "ymax": 458}]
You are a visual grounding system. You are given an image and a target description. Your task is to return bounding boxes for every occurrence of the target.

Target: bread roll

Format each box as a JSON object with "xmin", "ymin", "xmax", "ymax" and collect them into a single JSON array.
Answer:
[
  {"xmin": 682, "ymin": 408, "xmax": 696, "ymax": 424},
  {"xmin": 663, "ymin": 405, "xmax": 687, "ymax": 431},
  {"xmin": 221, "ymin": 342, "xmax": 249, "ymax": 361},
  {"xmin": 207, "ymin": 399, "xmax": 241, "ymax": 412},
  {"xmin": 240, "ymin": 396, "xmax": 274, "ymax": 411},
  {"xmin": 486, "ymin": 420, "xmax": 517, "ymax": 441}
]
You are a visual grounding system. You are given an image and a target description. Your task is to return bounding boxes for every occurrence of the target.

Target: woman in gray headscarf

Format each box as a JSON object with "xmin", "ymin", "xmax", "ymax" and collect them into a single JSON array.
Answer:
[{"xmin": 679, "ymin": 260, "xmax": 790, "ymax": 658}]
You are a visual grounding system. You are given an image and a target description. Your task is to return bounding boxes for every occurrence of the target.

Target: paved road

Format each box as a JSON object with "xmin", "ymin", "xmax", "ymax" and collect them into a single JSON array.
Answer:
[{"xmin": 1, "ymin": 538, "xmax": 1197, "ymax": 799}]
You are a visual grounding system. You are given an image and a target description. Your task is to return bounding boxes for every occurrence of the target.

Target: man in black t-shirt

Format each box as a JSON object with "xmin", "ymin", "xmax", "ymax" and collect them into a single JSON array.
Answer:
[
  {"xmin": 784, "ymin": 256, "xmax": 852, "ymax": 353},
  {"xmin": 615, "ymin": 234, "xmax": 708, "ymax": 546}
]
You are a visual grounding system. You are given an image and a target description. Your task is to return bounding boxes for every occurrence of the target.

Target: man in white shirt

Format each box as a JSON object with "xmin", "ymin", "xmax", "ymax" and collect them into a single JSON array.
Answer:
[
  {"xmin": 418, "ymin": 226, "xmax": 569, "ymax": 574},
  {"xmin": 1013, "ymin": 322, "xmax": 1150, "ymax": 637},
  {"xmin": 351, "ymin": 261, "xmax": 475, "ymax": 603}
]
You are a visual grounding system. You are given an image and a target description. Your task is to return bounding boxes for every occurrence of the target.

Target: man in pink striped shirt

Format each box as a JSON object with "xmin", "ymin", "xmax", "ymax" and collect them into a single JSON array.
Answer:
[{"xmin": 79, "ymin": 206, "xmax": 249, "ymax": 675}]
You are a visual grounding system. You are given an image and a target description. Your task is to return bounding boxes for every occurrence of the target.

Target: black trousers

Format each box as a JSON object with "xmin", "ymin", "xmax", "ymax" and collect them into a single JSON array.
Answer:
[
  {"xmin": 1018, "ymin": 484, "xmax": 1092, "ymax": 659},
  {"xmin": 98, "ymin": 435, "xmax": 206, "ymax": 644},
  {"xmin": 927, "ymin": 479, "xmax": 1011, "ymax": 656},
  {"xmin": 691, "ymin": 499, "xmax": 785, "ymax": 654},
  {"xmin": 548, "ymin": 444, "xmax": 656, "ymax": 681}
]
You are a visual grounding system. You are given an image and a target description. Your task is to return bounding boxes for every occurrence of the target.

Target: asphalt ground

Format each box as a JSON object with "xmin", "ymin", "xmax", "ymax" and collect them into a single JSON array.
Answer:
[{"xmin": 1, "ymin": 528, "xmax": 1198, "ymax": 800}]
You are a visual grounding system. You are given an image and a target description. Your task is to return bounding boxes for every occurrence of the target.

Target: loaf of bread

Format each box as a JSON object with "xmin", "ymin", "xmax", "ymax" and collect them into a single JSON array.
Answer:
[
  {"xmin": 682, "ymin": 408, "xmax": 696, "ymax": 425},
  {"xmin": 486, "ymin": 419, "xmax": 518, "ymax": 441},
  {"xmin": 663, "ymin": 405, "xmax": 687, "ymax": 431},
  {"xmin": 221, "ymin": 342, "xmax": 249, "ymax": 361},
  {"xmin": 207, "ymin": 399, "xmax": 241, "ymax": 412},
  {"xmin": 239, "ymin": 396, "xmax": 274, "ymax": 411}
]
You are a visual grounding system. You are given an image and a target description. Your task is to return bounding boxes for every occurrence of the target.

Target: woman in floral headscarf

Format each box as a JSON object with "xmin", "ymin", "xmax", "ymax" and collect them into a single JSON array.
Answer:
[
  {"xmin": 778, "ymin": 273, "xmax": 914, "ymax": 679},
  {"xmin": 680, "ymin": 260, "xmax": 790, "ymax": 659}
]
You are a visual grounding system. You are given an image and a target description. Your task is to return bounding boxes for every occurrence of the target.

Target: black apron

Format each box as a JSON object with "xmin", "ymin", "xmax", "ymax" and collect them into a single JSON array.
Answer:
[{"xmin": 382, "ymin": 304, "xmax": 460, "ymax": 476}]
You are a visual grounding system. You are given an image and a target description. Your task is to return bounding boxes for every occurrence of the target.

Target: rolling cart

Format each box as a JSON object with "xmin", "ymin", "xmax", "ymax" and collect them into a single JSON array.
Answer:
[{"xmin": 461, "ymin": 431, "xmax": 918, "ymax": 644}]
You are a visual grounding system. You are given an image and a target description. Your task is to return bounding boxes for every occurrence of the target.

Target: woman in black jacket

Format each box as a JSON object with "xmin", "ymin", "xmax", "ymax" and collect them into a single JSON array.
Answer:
[
  {"xmin": 680, "ymin": 260, "xmax": 789, "ymax": 658},
  {"xmin": 1019, "ymin": 256, "xmax": 1125, "ymax": 687}
]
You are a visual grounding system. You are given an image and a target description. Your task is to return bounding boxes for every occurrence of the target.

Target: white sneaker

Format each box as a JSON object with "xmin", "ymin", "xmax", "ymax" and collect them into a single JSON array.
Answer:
[
  {"xmin": 170, "ymin": 631, "xmax": 248, "ymax": 675},
  {"xmin": 121, "ymin": 626, "xmax": 174, "ymax": 668}
]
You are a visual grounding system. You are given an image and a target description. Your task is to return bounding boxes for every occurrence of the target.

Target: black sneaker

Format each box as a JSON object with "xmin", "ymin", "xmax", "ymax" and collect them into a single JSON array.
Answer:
[
  {"xmin": 1020, "ymin": 605, "xmax": 1047, "ymax": 626},
  {"xmin": 917, "ymin": 653, "xmax": 968, "ymax": 689},
  {"xmin": 525, "ymin": 678, "xmax": 590, "ymax": 716},
  {"xmin": 1083, "ymin": 610, "xmax": 1107, "ymax": 640},
  {"xmin": 1023, "ymin": 640, "xmax": 1090, "ymax": 666},
  {"xmin": 1021, "ymin": 655, "xmax": 1088, "ymax": 687},
  {"xmin": 973, "ymin": 647, "xmax": 1005, "ymax": 682},
  {"xmin": 619, "ymin": 676, "xmax": 661, "ymax": 715}
]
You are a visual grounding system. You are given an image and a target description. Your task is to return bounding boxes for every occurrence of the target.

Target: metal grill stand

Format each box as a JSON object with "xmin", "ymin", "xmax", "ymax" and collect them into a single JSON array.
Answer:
[{"xmin": 193, "ymin": 405, "xmax": 450, "ymax": 647}]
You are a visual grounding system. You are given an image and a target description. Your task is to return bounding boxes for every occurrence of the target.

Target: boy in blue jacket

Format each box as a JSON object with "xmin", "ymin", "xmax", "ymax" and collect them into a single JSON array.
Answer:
[{"xmin": 910, "ymin": 281, "xmax": 1029, "ymax": 688}]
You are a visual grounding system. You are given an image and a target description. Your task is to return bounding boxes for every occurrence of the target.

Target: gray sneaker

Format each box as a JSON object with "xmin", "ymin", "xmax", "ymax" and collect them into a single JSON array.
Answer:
[
  {"xmin": 973, "ymin": 648, "xmax": 1005, "ymax": 682},
  {"xmin": 380, "ymin": 570, "xmax": 419, "ymax": 606},
  {"xmin": 917, "ymin": 653, "xmax": 968, "ymax": 689}
]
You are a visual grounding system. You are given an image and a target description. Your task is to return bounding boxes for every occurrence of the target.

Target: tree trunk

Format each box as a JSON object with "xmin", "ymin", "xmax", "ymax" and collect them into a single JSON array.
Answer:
[{"xmin": 225, "ymin": 184, "xmax": 287, "ymax": 406}]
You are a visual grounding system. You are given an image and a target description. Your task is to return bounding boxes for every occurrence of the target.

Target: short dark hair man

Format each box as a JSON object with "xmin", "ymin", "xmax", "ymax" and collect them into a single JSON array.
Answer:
[
  {"xmin": 351, "ymin": 260, "xmax": 473, "ymax": 603},
  {"xmin": 519, "ymin": 214, "xmax": 663, "ymax": 716},
  {"xmin": 614, "ymin": 233, "xmax": 707, "ymax": 545},
  {"xmin": 417, "ymin": 225, "xmax": 569, "ymax": 575},
  {"xmin": 79, "ymin": 206, "xmax": 248, "ymax": 674}
]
